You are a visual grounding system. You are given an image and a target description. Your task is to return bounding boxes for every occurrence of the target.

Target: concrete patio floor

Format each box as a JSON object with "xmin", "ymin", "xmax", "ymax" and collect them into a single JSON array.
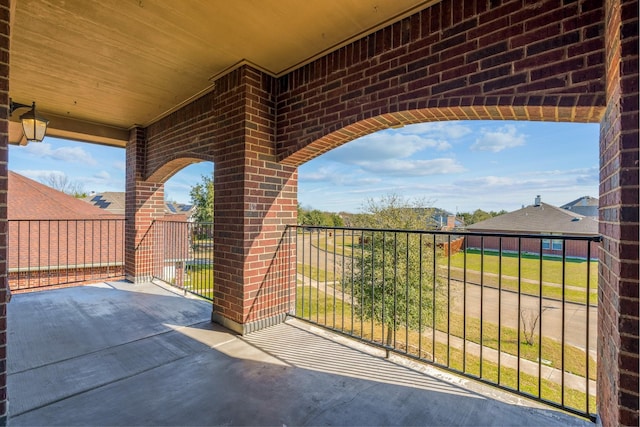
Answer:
[{"xmin": 7, "ymin": 281, "xmax": 592, "ymax": 426}]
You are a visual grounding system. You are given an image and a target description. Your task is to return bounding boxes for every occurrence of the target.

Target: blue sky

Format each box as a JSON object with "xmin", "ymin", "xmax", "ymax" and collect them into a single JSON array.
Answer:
[{"xmin": 9, "ymin": 120, "xmax": 599, "ymax": 214}]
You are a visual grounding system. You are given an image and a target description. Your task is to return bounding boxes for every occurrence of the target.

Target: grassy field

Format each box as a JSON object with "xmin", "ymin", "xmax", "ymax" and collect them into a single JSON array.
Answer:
[
  {"xmin": 441, "ymin": 250, "xmax": 598, "ymax": 305},
  {"xmin": 295, "ymin": 285, "xmax": 596, "ymax": 415},
  {"xmin": 310, "ymin": 234, "xmax": 597, "ymax": 305}
]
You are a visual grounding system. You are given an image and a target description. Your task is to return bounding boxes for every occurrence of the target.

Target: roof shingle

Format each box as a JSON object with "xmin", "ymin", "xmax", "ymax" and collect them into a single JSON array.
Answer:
[{"xmin": 466, "ymin": 202, "xmax": 598, "ymax": 235}]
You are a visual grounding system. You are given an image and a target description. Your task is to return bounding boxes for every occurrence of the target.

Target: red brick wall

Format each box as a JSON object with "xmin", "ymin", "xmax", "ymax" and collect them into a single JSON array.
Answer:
[
  {"xmin": 9, "ymin": 267, "xmax": 124, "ymax": 292},
  {"xmin": 466, "ymin": 235, "xmax": 600, "ymax": 259},
  {"xmin": 125, "ymin": 127, "xmax": 165, "ymax": 282},
  {"xmin": 211, "ymin": 66, "xmax": 297, "ymax": 330},
  {"xmin": 598, "ymin": 1, "xmax": 639, "ymax": 426},
  {"xmin": 8, "ymin": 219, "xmax": 124, "ymax": 272},
  {"xmin": 0, "ymin": 0, "xmax": 8, "ymax": 423},
  {"xmin": 276, "ymin": 0, "xmax": 606, "ymax": 166}
]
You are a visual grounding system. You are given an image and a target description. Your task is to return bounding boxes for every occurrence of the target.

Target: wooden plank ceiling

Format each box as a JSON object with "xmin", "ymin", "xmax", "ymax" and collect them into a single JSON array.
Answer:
[{"xmin": 9, "ymin": 0, "xmax": 434, "ymax": 147}]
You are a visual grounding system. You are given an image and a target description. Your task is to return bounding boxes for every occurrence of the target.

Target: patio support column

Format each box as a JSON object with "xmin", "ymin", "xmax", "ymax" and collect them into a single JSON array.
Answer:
[
  {"xmin": 125, "ymin": 127, "xmax": 165, "ymax": 283},
  {"xmin": 212, "ymin": 66, "xmax": 297, "ymax": 334},
  {"xmin": 0, "ymin": 1, "xmax": 8, "ymax": 424},
  {"xmin": 598, "ymin": 1, "xmax": 639, "ymax": 426}
]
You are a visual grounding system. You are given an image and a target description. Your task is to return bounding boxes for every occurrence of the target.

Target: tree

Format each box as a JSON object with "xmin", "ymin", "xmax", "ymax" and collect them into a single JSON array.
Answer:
[
  {"xmin": 344, "ymin": 194, "xmax": 447, "ymax": 350},
  {"xmin": 297, "ymin": 205, "xmax": 345, "ymax": 227},
  {"xmin": 41, "ymin": 173, "xmax": 87, "ymax": 198},
  {"xmin": 459, "ymin": 209, "xmax": 507, "ymax": 226},
  {"xmin": 189, "ymin": 174, "xmax": 214, "ymax": 223}
]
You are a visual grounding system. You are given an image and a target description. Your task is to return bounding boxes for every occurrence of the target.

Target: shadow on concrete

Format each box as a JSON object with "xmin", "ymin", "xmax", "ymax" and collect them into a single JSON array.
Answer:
[{"xmin": 8, "ymin": 282, "xmax": 591, "ymax": 426}]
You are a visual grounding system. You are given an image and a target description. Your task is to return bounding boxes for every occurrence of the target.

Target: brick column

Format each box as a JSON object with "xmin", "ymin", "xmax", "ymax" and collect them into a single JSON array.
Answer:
[
  {"xmin": 0, "ymin": 1, "xmax": 8, "ymax": 424},
  {"xmin": 125, "ymin": 127, "xmax": 165, "ymax": 283},
  {"xmin": 598, "ymin": 1, "xmax": 639, "ymax": 426},
  {"xmin": 212, "ymin": 66, "xmax": 297, "ymax": 334}
]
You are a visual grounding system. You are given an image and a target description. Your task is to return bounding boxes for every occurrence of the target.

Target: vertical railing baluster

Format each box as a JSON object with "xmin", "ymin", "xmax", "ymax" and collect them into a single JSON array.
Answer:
[
  {"xmin": 498, "ymin": 236, "xmax": 503, "ymax": 384},
  {"xmin": 463, "ymin": 236, "xmax": 467, "ymax": 371},
  {"xmin": 393, "ymin": 232, "xmax": 397, "ymax": 349},
  {"xmin": 371, "ymin": 231, "xmax": 376, "ymax": 342},
  {"xmin": 324, "ymin": 228, "xmax": 328, "ymax": 326},
  {"xmin": 447, "ymin": 234, "xmax": 451, "ymax": 367},
  {"xmin": 561, "ymin": 239, "xmax": 567, "ymax": 407},
  {"xmin": 517, "ymin": 237, "xmax": 522, "ymax": 391},
  {"xmin": 381, "ymin": 232, "xmax": 386, "ymax": 348},
  {"xmin": 538, "ymin": 238, "xmax": 543, "ymax": 398},
  {"xmin": 480, "ymin": 235, "xmax": 484, "ymax": 378},
  {"xmin": 586, "ymin": 239, "xmax": 592, "ymax": 414},
  {"xmin": 300, "ymin": 227, "xmax": 305, "ymax": 318},
  {"xmin": 361, "ymin": 230, "xmax": 366, "ymax": 339},
  {"xmin": 405, "ymin": 232, "xmax": 409, "ymax": 354},
  {"xmin": 418, "ymin": 233, "xmax": 423, "ymax": 360},
  {"xmin": 332, "ymin": 227, "xmax": 337, "ymax": 329},
  {"xmin": 341, "ymin": 228, "xmax": 345, "ymax": 331},
  {"xmin": 316, "ymin": 229, "xmax": 321, "ymax": 324},
  {"xmin": 350, "ymin": 228, "xmax": 355, "ymax": 336},
  {"xmin": 432, "ymin": 233, "xmax": 436, "ymax": 363}
]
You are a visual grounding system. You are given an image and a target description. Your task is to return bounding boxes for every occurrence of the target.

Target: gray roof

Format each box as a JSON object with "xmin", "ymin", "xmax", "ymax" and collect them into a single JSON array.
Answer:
[
  {"xmin": 466, "ymin": 202, "xmax": 598, "ymax": 235},
  {"xmin": 82, "ymin": 192, "xmax": 126, "ymax": 215},
  {"xmin": 561, "ymin": 196, "xmax": 598, "ymax": 218}
]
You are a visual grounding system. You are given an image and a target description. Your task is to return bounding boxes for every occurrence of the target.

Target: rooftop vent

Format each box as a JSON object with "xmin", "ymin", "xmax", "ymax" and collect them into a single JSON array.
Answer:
[{"xmin": 534, "ymin": 195, "xmax": 541, "ymax": 206}]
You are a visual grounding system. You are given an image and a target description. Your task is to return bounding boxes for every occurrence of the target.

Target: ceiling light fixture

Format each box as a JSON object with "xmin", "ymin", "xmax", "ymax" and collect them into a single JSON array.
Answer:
[{"xmin": 9, "ymin": 99, "xmax": 49, "ymax": 143}]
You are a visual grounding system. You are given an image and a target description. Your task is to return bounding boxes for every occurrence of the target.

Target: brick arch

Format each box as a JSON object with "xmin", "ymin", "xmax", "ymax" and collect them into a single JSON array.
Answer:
[
  {"xmin": 146, "ymin": 154, "xmax": 213, "ymax": 183},
  {"xmin": 275, "ymin": 0, "xmax": 606, "ymax": 166},
  {"xmin": 279, "ymin": 102, "xmax": 605, "ymax": 167}
]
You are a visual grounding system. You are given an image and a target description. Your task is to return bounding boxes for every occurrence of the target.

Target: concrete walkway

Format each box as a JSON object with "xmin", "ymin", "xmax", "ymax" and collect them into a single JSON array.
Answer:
[{"xmin": 7, "ymin": 281, "xmax": 591, "ymax": 426}]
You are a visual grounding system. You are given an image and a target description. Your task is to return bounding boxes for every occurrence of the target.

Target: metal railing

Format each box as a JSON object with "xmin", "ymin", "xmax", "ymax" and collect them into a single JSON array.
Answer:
[
  {"xmin": 8, "ymin": 219, "xmax": 125, "ymax": 291},
  {"xmin": 150, "ymin": 220, "xmax": 214, "ymax": 300},
  {"xmin": 288, "ymin": 225, "xmax": 600, "ymax": 420}
]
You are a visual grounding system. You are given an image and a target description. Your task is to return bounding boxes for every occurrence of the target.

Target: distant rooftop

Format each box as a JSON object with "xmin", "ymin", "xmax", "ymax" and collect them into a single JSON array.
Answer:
[
  {"xmin": 8, "ymin": 171, "xmax": 119, "ymax": 220},
  {"xmin": 467, "ymin": 197, "xmax": 598, "ymax": 235},
  {"xmin": 561, "ymin": 196, "xmax": 598, "ymax": 218}
]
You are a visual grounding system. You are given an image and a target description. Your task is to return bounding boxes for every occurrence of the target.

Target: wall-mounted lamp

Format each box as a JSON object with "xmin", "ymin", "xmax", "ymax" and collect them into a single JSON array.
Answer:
[{"xmin": 10, "ymin": 99, "xmax": 49, "ymax": 143}]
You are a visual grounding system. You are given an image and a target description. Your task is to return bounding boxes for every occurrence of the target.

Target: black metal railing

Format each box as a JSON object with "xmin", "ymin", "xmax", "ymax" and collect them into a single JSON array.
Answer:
[
  {"xmin": 8, "ymin": 219, "xmax": 125, "ymax": 291},
  {"xmin": 288, "ymin": 225, "xmax": 600, "ymax": 420},
  {"xmin": 150, "ymin": 220, "xmax": 214, "ymax": 300}
]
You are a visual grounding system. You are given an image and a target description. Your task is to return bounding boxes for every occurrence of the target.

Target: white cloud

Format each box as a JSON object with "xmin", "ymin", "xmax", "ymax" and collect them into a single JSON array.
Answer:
[
  {"xmin": 16, "ymin": 169, "xmax": 66, "ymax": 182},
  {"xmin": 471, "ymin": 125, "xmax": 526, "ymax": 152},
  {"xmin": 399, "ymin": 122, "xmax": 472, "ymax": 139},
  {"xmin": 300, "ymin": 166, "xmax": 383, "ymax": 187},
  {"xmin": 93, "ymin": 171, "xmax": 111, "ymax": 180},
  {"xmin": 357, "ymin": 158, "xmax": 465, "ymax": 176},
  {"xmin": 325, "ymin": 132, "xmax": 451, "ymax": 164},
  {"xmin": 112, "ymin": 161, "xmax": 126, "ymax": 171},
  {"xmin": 25, "ymin": 143, "xmax": 97, "ymax": 165}
]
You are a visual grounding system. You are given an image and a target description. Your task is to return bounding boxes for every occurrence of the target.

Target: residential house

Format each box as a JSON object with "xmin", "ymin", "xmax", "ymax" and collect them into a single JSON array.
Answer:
[
  {"xmin": 82, "ymin": 192, "xmax": 126, "ymax": 215},
  {"xmin": 561, "ymin": 196, "xmax": 599, "ymax": 218},
  {"xmin": 8, "ymin": 171, "xmax": 125, "ymax": 291},
  {"xmin": 84, "ymin": 192, "xmax": 194, "ymax": 221},
  {"xmin": 465, "ymin": 196, "xmax": 599, "ymax": 259}
]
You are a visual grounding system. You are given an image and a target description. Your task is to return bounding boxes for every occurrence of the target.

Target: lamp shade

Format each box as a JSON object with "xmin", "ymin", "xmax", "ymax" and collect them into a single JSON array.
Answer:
[{"xmin": 19, "ymin": 102, "xmax": 49, "ymax": 142}]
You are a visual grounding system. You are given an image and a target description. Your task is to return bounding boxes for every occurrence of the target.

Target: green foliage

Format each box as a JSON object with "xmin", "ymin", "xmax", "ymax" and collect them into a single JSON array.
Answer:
[
  {"xmin": 297, "ymin": 205, "xmax": 344, "ymax": 227},
  {"xmin": 459, "ymin": 209, "xmax": 507, "ymax": 226},
  {"xmin": 344, "ymin": 194, "xmax": 446, "ymax": 343},
  {"xmin": 189, "ymin": 174, "xmax": 214, "ymax": 223}
]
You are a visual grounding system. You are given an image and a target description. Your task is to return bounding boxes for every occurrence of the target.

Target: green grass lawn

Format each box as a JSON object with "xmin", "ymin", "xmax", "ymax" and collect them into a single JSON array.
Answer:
[
  {"xmin": 441, "ymin": 250, "xmax": 598, "ymax": 305},
  {"xmin": 297, "ymin": 263, "xmax": 337, "ymax": 282},
  {"xmin": 311, "ymin": 236, "xmax": 598, "ymax": 305}
]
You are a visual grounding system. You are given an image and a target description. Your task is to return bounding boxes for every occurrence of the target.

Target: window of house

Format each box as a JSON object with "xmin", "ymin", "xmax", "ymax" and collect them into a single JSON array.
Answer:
[{"xmin": 542, "ymin": 235, "xmax": 563, "ymax": 251}]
